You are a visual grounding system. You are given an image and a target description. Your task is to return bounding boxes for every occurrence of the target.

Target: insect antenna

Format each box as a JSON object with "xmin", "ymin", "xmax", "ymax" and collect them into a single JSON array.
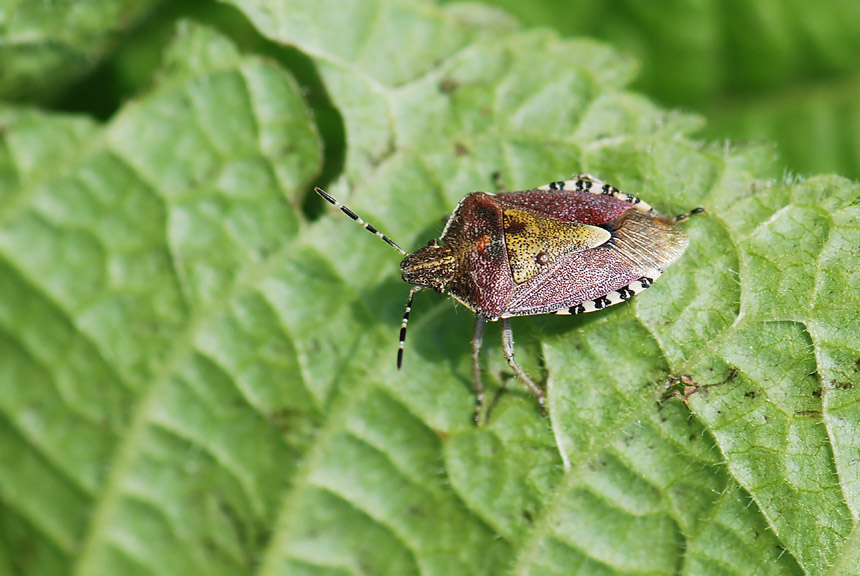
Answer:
[
  {"xmin": 314, "ymin": 187, "xmax": 407, "ymax": 255},
  {"xmin": 316, "ymin": 187, "xmax": 423, "ymax": 369},
  {"xmin": 398, "ymin": 286, "xmax": 423, "ymax": 369}
]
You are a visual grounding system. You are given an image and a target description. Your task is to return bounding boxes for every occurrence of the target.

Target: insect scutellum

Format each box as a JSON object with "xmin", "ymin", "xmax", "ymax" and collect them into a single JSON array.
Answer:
[{"xmin": 314, "ymin": 187, "xmax": 454, "ymax": 369}]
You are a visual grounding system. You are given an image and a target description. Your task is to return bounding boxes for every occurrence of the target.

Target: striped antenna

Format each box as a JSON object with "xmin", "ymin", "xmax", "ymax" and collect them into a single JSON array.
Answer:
[
  {"xmin": 314, "ymin": 187, "xmax": 407, "ymax": 255},
  {"xmin": 398, "ymin": 286, "xmax": 423, "ymax": 369},
  {"xmin": 316, "ymin": 187, "xmax": 421, "ymax": 368}
]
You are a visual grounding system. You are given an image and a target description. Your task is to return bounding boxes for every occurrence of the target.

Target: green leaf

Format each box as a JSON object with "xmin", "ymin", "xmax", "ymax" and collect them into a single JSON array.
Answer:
[
  {"xmin": 0, "ymin": 0, "xmax": 160, "ymax": 100},
  {"xmin": 229, "ymin": 1, "xmax": 860, "ymax": 574},
  {"xmin": 0, "ymin": 21, "xmax": 321, "ymax": 575},
  {"xmin": 440, "ymin": 0, "xmax": 860, "ymax": 179},
  {"xmin": 0, "ymin": 3, "xmax": 858, "ymax": 576}
]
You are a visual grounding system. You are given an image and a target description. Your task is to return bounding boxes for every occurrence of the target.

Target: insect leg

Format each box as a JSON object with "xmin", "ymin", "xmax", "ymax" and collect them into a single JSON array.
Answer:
[
  {"xmin": 501, "ymin": 318, "xmax": 547, "ymax": 416},
  {"xmin": 472, "ymin": 316, "xmax": 486, "ymax": 424},
  {"xmin": 674, "ymin": 206, "xmax": 706, "ymax": 222},
  {"xmin": 490, "ymin": 171, "xmax": 507, "ymax": 194}
]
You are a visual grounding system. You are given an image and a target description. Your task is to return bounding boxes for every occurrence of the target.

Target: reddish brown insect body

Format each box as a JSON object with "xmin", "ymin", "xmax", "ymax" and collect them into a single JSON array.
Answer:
[{"xmin": 316, "ymin": 175, "xmax": 700, "ymax": 422}]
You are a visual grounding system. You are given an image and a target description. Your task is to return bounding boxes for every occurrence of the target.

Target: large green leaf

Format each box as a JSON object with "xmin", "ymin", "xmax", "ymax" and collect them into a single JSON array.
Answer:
[
  {"xmin": 0, "ymin": 3, "xmax": 858, "ymax": 576},
  {"xmin": 0, "ymin": 0, "xmax": 160, "ymax": 100},
  {"xmin": 440, "ymin": 0, "xmax": 860, "ymax": 179},
  {"xmin": 0, "ymin": 22, "xmax": 322, "ymax": 575}
]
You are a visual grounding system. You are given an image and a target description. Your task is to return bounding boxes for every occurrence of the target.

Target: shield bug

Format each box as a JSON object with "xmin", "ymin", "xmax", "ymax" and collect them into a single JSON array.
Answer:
[{"xmin": 315, "ymin": 175, "xmax": 701, "ymax": 422}]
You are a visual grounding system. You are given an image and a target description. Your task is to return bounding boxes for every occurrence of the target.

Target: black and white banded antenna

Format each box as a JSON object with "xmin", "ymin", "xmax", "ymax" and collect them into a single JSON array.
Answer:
[
  {"xmin": 314, "ymin": 187, "xmax": 423, "ymax": 370},
  {"xmin": 315, "ymin": 187, "xmax": 407, "ymax": 255}
]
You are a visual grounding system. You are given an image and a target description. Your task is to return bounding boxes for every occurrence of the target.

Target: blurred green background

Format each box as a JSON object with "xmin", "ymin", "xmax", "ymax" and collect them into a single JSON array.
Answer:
[{"xmin": 4, "ymin": 0, "xmax": 860, "ymax": 181}]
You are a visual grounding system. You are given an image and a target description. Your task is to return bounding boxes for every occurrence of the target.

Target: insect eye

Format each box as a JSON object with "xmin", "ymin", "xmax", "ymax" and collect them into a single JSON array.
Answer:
[{"xmin": 536, "ymin": 251, "xmax": 550, "ymax": 265}]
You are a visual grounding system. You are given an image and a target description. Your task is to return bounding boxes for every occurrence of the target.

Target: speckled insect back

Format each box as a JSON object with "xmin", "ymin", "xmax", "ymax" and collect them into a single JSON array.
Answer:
[{"xmin": 315, "ymin": 175, "xmax": 701, "ymax": 423}]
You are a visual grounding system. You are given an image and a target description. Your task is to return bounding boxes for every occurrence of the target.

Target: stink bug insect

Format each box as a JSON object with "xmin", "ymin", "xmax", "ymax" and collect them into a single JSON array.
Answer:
[{"xmin": 315, "ymin": 175, "xmax": 701, "ymax": 422}]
